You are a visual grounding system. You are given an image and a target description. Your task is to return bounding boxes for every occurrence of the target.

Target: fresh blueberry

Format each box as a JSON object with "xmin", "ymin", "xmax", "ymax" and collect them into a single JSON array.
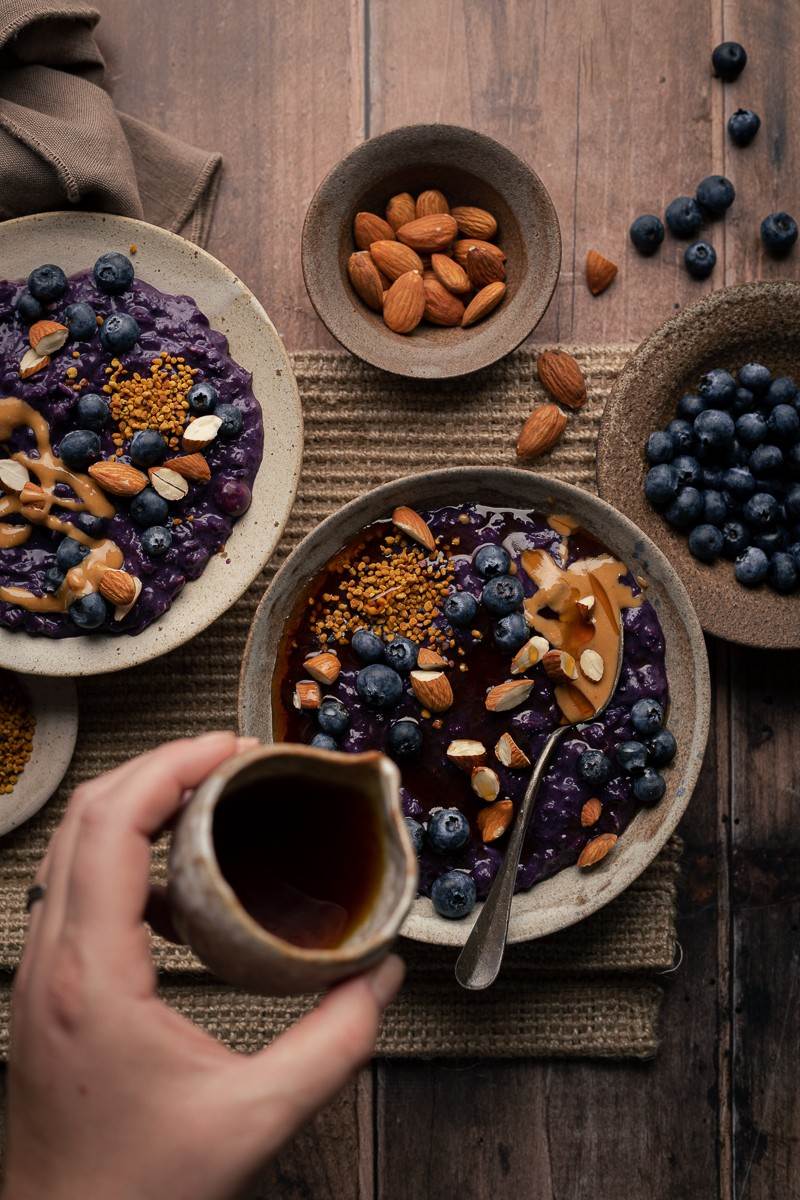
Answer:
[
  {"xmin": 767, "ymin": 404, "xmax": 800, "ymax": 444},
  {"xmin": 384, "ymin": 636, "xmax": 418, "ymax": 674},
  {"xmin": 788, "ymin": 443, "xmax": 800, "ymax": 476},
  {"xmin": 351, "ymin": 628, "xmax": 384, "ymax": 663},
  {"xmin": 473, "ymin": 543, "xmax": 511, "ymax": 579},
  {"xmin": 732, "ymin": 387, "xmax": 755, "ymax": 416},
  {"xmin": 722, "ymin": 466, "xmax": 756, "ymax": 501},
  {"xmin": 684, "ymin": 240, "xmax": 717, "ymax": 279},
  {"xmin": 752, "ymin": 529, "xmax": 786, "ymax": 556},
  {"xmin": 74, "ymin": 393, "xmax": 109, "ymax": 432},
  {"xmin": 696, "ymin": 176, "xmax": 735, "ymax": 216},
  {"xmin": 729, "ymin": 439, "xmax": 750, "ymax": 467},
  {"xmin": 767, "ymin": 552, "xmax": 798, "ymax": 594},
  {"xmin": 738, "ymin": 363, "xmax": 772, "ymax": 394},
  {"xmin": 688, "ymin": 523, "xmax": 724, "ymax": 563},
  {"xmin": 15, "ymin": 291, "xmax": 43, "ymax": 324},
  {"xmin": 677, "ymin": 393, "xmax": 705, "ymax": 421},
  {"xmin": 646, "ymin": 431, "xmax": 675, "ymax": 464},
  {"xmin": 428, "ymin": 808, "xmax": 470, "ymax": 854},
  {"xmin": 213, "ymin": 477, "xmax": 251, "ymax": 517},
  {"xmin": 631, "ymin": 697, "xmax": 664, "ymax": 735},
  {"xmin": 187, "ymin": 381, "xmax": 219, "ymax": 414},
  {"xmin": 644, "ymin": 463, "xmax": 679, "ymax": 507},
  {"xmin": 130, "ymin": 487, "xmax": 169, "ymax": 527},
  {"xmin": 736, "ymin": 411, "xmax": 767, "ymax": 447},
  {"xmin": 734, "ymin": 545, "xmax": 769, "ymax": 586},
  {"xmin": 386, "ymin": 718, "xmax": 423, "ymax": 760},
  {"xmin": 711, "ymin": 40, "xmax": 747, "ymax": 81},
  {"xmin": 629, "ymin": 214, "xmax": 665, "ymax": 255},
  {"xmin": 42, "ymin": 566, "xmax": 65, "ymax": 594},
  {"xmin": 702, "ymin": 490, "xmax": 728, "ymax": 526},
  {"xmin": 749, "ymin": 443, "xmax": 783, "ymax": 477},
  {"xmin": 310, "ymin": 733, "xmax": 338, "ymax": 751},
  {"xmin": 140, "ymin": 524, "xmax": 172, "ymax": 557},
  {"xmin": 647, "ymin": 728, "xmax": 677, "ymax": 767},
  {"xmin": 666, "ymin": 418, "xmax": 695, "ymax": 453},
  {"xmin": 56, "ymin": 536, "xmax": 89, "ymax": 571},
  {"xmin": 130, "ymin": 429, "xmax": 167, "ymax": 467},
  {"xmin": 665, "ymin": 196, "xmax": 703, "ymax": 237},
  {"xmin": 721, "ymin": 520, "xmax": 750, "ymax": 560},
  {"xmin": 698, "ymin": 369, "xmax": 737, "ymax": 408},
  {"xmin": 743, "ymin": 491, "xmax": 780, "ymax": 529},
  {"xmin": 443, "ymin": 590, "xmax": 479, "ymax": 628},
  {"xmin": 577, "ymin": 749, "xmax": 612, "ymax": 785},
  {"xmin": 73, "ymin": 512, "xmax": 105, "ymax": 538},
  {"xmin": 702, "ymin": 465, "xmax": 725, "ymax": 489},
  {"xmin": 694, "ymin": 408, "xmax": 735, "ymax": 454},
  {"xmin": 664, "ymin": 486, "xmax": 703, "ymax": 528},
  {"xmin": 431, "ymin": 870, "xmax": 477, "ymax": 919},
  {"xmin": 616, "ymin": 740, "xmax": 648, "ymax": 774},
  {"xmin": 356, "ymin": 663, "xmax": 403, "ymax": 711},
  {"xmin": 93, "ymin": 252, "xmax": 135, "ymax": 294},
  {"xmin": 672, "ymin": 454, "xmax": 702, "ymax": 487},
  {"xmin": 317, "ymin": 697, "xmax": 350, "ymax": 737},
  {"xmin": 787, "ymin": 541, "xmax": 800, "ymax": 570},
  {"xmin": 633, "ymin": 769, "xmax": 667, "ymax": 806},
  {"xmin": 481, "ymin": 574, "xmax": 524, "ymax": 617},
  {"xmin": 787, "ymin": 486, "xmax": 800, "ymax": 521},
  {"xmin": 760, "ymin": 212, "xmax": 798, "ymax": 256},
  {"xmin": 68, "ymin": 591, "xmax": 109, "ymax": 630},
  {"xmin": 64, "ymin": 302, "xmax": 97, "ymax": 341},
  {"xmin": 765, "ymin": 377, "xmax": 798, "ymax": 409},
  {"xmin": 215, "ymin": 403, "xmax": 244, "ymax": 439},
  {"xmin": 27, "ymin": 264, "xmax": 67, "ymax": 302},
  {"xmin": 99, "ymin": 312, "xmax": 140, "ymax": 354},
  {"xmin": 493, "ymin": 612, "xmax": 529, "ymax": 652},
  {"xmin": 727, "ymin": 108, "xmax": 760, "ymax": 147},
  {"xmin": 404, "ymin": 817, "xmax": 425, "ymax": 855},
  {"xmin": 58, "ymin": 429, "xmax": 100, "ymax": 471}
]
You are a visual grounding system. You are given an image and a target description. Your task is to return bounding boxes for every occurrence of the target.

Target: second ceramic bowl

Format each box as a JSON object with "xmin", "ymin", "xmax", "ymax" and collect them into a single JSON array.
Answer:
[{"xmin": 302, "ymin": 125, "xmax": 561, "ymax": 379}]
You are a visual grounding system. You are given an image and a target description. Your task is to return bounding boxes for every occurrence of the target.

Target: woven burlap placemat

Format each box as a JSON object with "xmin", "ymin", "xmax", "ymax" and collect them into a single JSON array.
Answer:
[{"xmin": 0, "ymin": 347, "xmax": 682, "ymax": 1059}]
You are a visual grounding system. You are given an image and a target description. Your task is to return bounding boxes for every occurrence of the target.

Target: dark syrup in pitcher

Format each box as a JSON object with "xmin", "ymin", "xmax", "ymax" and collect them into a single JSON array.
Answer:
[{"xmin": 212, "ymin": 776, "xmax": 385, "ymax": 950}]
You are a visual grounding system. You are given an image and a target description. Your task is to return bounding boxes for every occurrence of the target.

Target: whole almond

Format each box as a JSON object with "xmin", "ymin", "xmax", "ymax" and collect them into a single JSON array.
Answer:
[
  {"xmin": 580, "ymin": 798, "xmax": 602, "ymax": 828},
  {"xmin": 462, "ymin": 281, "xmax": 506, "ymax": 327},
  {"xmin": 430, "ymin": 253, "xmax": 471, "ymax": 295},
  {"xmin": 577, "ymin": 832, "xmax": 618, "ymax": 869},
  {"xmin": 453, "ymin": 239, "xmax": 506, "ymax": 269},
  {"xmin": 585, "ymin": 249, "xmax": 618, "ymax": 295},
  {"xmin": 451, "ymin": 205, "xmax": 498, "ymax": 239},
  {"xmin": 383, "ymin": 271, "xmax": 425, "ymax": 335},
  {"xmin": 354, "ymin": 211, "xmax": 395, "ymax": 250},
  {"xmin": 396, "ymin": 214, "xmax": 458, "ymax": 253},
  {"xmin": 537, "ymin": 349, "xmax": 587, "ymax": 410},
  {"xmin": 516, "ymin": 403, "xmax": 567, "ymax": 460},
  {"xmin": 422, "ymin": 276, "xmax": 464, "ymax": 326},
  {"xmin": 386, "ymin": 192, "xmax": 417, "ymax": 231},
  {"xmin": 477, "ymin": 799, "xmax": 514, "ymax": 843},
  {"xmin": 347, "ymin": 251, "xmax": 385, "ymax": 311},
  {"xmin": 369, "ymin": 240, "xmax": 423, "ymax": 281},
  {"xmin": 410, "ymin": 669, "xmax": 453, "ymax": 713},
  {"xmin": 163, "ymin": 453, "xmax": 211, "ymax": 483},
  {"xmin": 98, "ymin": 568, "xmax": 138, "ymax": 606},
  {"xmin": 88, "ymin": 460, "xmax": 148, "ymax": 496},
  {"xmin": 392, "ymin": 505, "xmax": 435, "ymax": 551},
  {"xmin": 466, "ymin": 245, "xmax": 506, "ymax": 288},
  {"xmin": 112, "ymin": 574, "xmax": 142, "ymax": 622},
  {"xmin": 416, "ymin": 189, "xmax": 450, "ymax": 217}
]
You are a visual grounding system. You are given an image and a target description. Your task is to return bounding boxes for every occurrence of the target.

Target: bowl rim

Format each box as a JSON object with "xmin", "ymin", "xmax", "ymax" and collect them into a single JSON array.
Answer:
[
  {"xmin": 238, "ymin": 466, "xmax": 711, "ymax": 947},
  {"xmin": 301, "ymin": 122, "xmax": 562, "ymax": 380},
  {"xmin": 0, "ymin": 672, "xmax": 78, "ymax": 837},
  {"xmin": 0, "ymin": 211, "xmax": 303, "ymax": 676},
  {"xmin": 596, "ymin": 279, "xmax": 800, "ymax": 649}
]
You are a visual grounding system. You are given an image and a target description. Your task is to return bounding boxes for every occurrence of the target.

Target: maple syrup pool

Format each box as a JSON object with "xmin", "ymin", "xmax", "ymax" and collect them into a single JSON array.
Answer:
[{"xmin": 275, "ymin": 504, "xmax": 669, "ymax": 901}]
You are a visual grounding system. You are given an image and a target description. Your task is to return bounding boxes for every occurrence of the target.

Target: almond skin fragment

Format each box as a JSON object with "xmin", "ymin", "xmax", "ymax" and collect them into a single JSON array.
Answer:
[
  {"xmin": 485, "ymin": 679, "xmax": 535, "ymax": 712},
  {"xmin": 451, "ymin": 205, "xmax": 498, "ymax": 240},
  {"xmin": 382, "ymin": 271, "xmax": 425, "ymax": 334},
  {"xmin": 354, "ymin": 211, "xmax": 395, "ymax": 250},
  {"xmin": 386, "ymin": 192, "xmax": 417, "ymax": 231},
  {"xmin": 516, "ymin": 404, "xmax": 567, "ymax": 460},
  {"xmin": 585, "ymin": 249, "xmax": 618, "ymax": 295},
  {"xmin": 471, "ymin": 765, "xmax": 501, "ymax": 802},
  {"xmin": 462, "ymin": 281, "xmax": 506, "ymax": 327},
  {"xmin": 537, "ymin": 349, "xmax": 587, "ymax": 410},
  {"xmin": 415, "ymin": 189, "xmax": 450, "ymax": 217},
  {"xmin": 293, "ymin": 680, "xmax": 322, "ymax": 710},
  {"xmin": 494, "ymin": 732, "xmax": 531, "ymax": 769},
  {"xmin": 392, "ymin": 505, "xmax": 435, "ymax": 552},
  {"xmin": 446, "ymin": 739, "xmax": 487, "ymax": 772},
  {"xmin": 410, "ymin": 670, "xmax": 453, "ymax": 713},
  {"xmin": 477, "ymin": 799, "xmax": 514, "ymax": 842},
  {"xmin": 466, "ymin": 245, "xmax": 506, "ymax": 288},
  {"xmin": 369, "ymin": 240, "xmax": 424, "ymax": 282},
  {"xmin": 577, "ymin": 832, "xmax": 618, "ymax": 868},
  {"xmin": 304, "ymin": 651, "xmax": 341, "ymax": 685},
  {"xmin": 396, "ymin": 214, "xmax": 458, "ymax": 253},
  {"xmin": 347, "ymin": 251, "xmax": 385, "ymax": 312},
  {"xmin": 580, "ymin": 798, "xmax": 602, "ymax": 828},
  {"xmin": 422, "ymin": 275, "xmax": 465, "ymax": 326},
  {"xmin": 430, "ymin": 253, "xmax": 472, "ymax": 296},
  {"xmin": 88, "ymin": 460, "xmax": 148, "ymax": 497}
]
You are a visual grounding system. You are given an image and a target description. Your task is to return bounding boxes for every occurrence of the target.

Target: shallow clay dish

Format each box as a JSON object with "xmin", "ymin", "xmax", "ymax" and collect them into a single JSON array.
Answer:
[
  {"xmin": 302, "ymin": 124, "xmax": 561, "ymax": 379},
  {"xmin": 0, "ymin": 673, "xmax": 77, "ymax": 837},
  {"xmin": 238, "ymin": 467, "xmax": 710, "ymax": 948},
  {"xmin": 0, "ymin": 212, "xmax": 303, "ymax": 676},
  {"xmin": 598, "ymin": 282, "xmax": 800, "ymax": 649}
]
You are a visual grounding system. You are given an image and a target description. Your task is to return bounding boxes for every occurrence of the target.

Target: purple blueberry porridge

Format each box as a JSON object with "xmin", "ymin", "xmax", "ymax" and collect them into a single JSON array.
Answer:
[
  {"xmin": 275, "ymin": 503, "xmax": 676, "ymax": 921},
  {"xmin": 0, "ymin": 253, "xmax": 263, "ymax": 637}
]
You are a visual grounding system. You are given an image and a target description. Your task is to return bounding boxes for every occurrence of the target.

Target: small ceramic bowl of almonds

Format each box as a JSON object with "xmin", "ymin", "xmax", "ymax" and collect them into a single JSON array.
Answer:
[{"xmin": 302, "ymin": 124, "xmax": 561, "ymax": 380}]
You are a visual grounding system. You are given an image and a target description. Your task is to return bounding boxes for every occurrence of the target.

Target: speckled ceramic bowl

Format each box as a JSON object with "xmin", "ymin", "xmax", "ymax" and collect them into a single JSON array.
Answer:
[
  {"xmin": 0, "ymin": 212, "xmax": 303, "ymax": 676},
  {"xmin": 0, "ymin": 672, "xmax": 77, "ymax": 837},
  {"xmin": 597, "ymin": 282, "xmax": 800, "ymax": 649},
  {"xmin": 302, "ymin": 124, "xmax": 561, "ymax": 379},
  {"xmin": 238, "ymin": 467, "xmax": 710, "ymax": 948}
]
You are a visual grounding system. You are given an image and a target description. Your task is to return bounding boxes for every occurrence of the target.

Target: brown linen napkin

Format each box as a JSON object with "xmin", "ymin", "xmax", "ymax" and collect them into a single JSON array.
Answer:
[{"xmin": 0, "ymin": 0, "xmax": 221, "ymax": 244}]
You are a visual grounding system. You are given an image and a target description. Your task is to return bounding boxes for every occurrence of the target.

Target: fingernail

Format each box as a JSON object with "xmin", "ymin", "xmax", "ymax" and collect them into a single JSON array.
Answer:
[
  {"xmin": 365, "ymin": 953, "xmax": 405, "ymax": 1009},
  {"xmin": 236, "ymin": 736, "xmax": 261, "ymax": 752}
]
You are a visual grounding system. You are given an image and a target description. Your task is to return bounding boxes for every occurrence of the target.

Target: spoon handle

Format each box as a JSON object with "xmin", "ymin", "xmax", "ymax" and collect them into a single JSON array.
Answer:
[{"xmin": 455, "ymin": 724, "xmax": 568, "ymax": 991}]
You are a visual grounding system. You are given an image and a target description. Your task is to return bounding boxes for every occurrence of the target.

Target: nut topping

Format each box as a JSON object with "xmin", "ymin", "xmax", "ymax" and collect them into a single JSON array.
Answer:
[
  {"xmin": 580, "ymin": 798, "xmax": 602, "ymax": 828},
  {"xmin": 182, "ymin": 414, "xmax": 222, "ymax": 452},
  {"xmin": 391, "ymin": 505, "xmax": 436, "ymax": 552},
  {"xmin": 19, "ymin": 348, "xmax": 49, "ymax": 379},
  {"xmin": 477, "ymin": 798, "xmax": 514, "ymax": 843},
  {"xmin": 163, "ymin": 454, "xmax": 211, "ymax": 483},
  {"xmin": 149, "ymin": 466, "xmax": 190, "ymax": 502},
  {"xmin": 410, "ymin": 670, "xmax": 453, "ymax": 713},
  {"xmin": 418, "ymin": 647, "xmax": 449, "ymax": 669},
  {"xmin": 446, "ymin": 739, "xmax": 487, "ymax": 772},
  {"xmin": 29, "ymin": 320, "xmax": 69, "ymax": 356},
  {"xmin": 303, "ymin": 651, "xmax": 341, "ymax": 685},
  {"xmin": 0, "ymin": 460, "xmax": 30, "ymax": 494},
  {"xmin": 510, "ymin": 635, "xmax": 550, "ymax": 675},
  {"xmin": 577, "ymin": 832, "xmax": 618, "ymax": 868},
  {"xmin": 576, "ymin": 594, "xmax": 596, "ymax": 620},
  {"xmin": 98, "ymin": 568, "xmax": 138, "ymax": 606},
  {"xmin": 471, "ymin": 764, "xmax": 501, "ymax": 802},
  {"xmin": 485, "ymin": 679, "xmax": 535, "ymax": 712},
  {"xmin": 88, "ymin": 460, "xmax": 148, "ymax": 497},
  {"xmin": 494, "ymin": 732, "xmax": 531, "ymax": 769},
  {"xmin": 293, "ymin": 680, "xmax": 322, "ymax": 710},
  {"xmin": 112, "ymin": 575, "xmax": 142, "ymax": 622},
  {"xmin": 542, "ymin": 649, "xmax": 579, "ymax": 683},
  {"xmin": 19, "ymin": 482, "xmax": 46, "ymax": 508},
  {"xmin": 579, "ymin": 648, "xmax": 605, "ymax": 682}
]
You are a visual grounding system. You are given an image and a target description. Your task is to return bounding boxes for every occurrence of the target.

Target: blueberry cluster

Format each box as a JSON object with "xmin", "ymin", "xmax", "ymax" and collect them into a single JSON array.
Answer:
[
  {"xmin": 404, "ymin": 809, "xmax": 478, "ymax": 920},
  {"xmin": 644, "ymin": 365, "xmax": 800, "ymax": 593},
  {"xmin": 447, "ymin": 542, "xmax": 528, "ymax": 650},
  {"xmin": 577, "ymin": 699, "xmax": 675, "ymax": 806}
]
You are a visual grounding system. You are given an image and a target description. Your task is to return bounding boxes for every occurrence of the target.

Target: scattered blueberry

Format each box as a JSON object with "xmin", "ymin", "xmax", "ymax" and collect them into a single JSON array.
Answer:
[
  {"xmin": 27, "ymin": 264, "xmax": 67, "ymax": 303},
  {"xmin": 711, "ymin": 41, "xmax": 747, "ymax": 81},
  {"xmin": 56, "ymin": 536, "xmax": 89, "ymax": 571},
  {"xmin": 767, "ymin": 404, "xmax": 800, "ymax": 444},
  {"xmin": 93, "ymin": 252, "xmax": 135, "ymax": 294},
  {"xmin": 749, "ymin": 443, "xmax": 783, "ymax": 477},
  {"xmin": 694, "ymin": 409, "xmax": 735, "ymax": 454},
  {"xmin": 404, "ymin": 817, "xmax": 425, "ymax": 855},
  {"xmin": 647, "ymin": 728, "xmax": 677, "ymax": 767},
  {"xmin": 767, "ymin": 552, "xmax": 798, "ymax": 594},
  {"xmin": 130, "ymin": 429, "xmax": 167, "ymax": 467},
  {"xmin": 696, "ymin": 176, "xmax": 735, "ymax": 216},
  {"xmin": 15, "ymin": 291, "xmax": 43, "ymax": 324},
  {"xmin": 74, "ymin": 393, "xmax": 109, "ymax": 432},
  {"xmin": 428, "ymin": 809, "xmax": 470, "ymax": 854},
  {"xmin": 73, "ymin": 512, "xmax": 105, "ymax": 538},
  {"xmin": 317, "ymin": 698, "xmax": 350, "ymax": 737},
  {"xmin": 473, "ymin": 543, "xmax": 511, "ymax": 579},
  {"xmin": 213, "ymin": 477, "xmax": 251, "ymax": 517},
  {"xmin": 187, "ymin": 381, "xmax": 219, "ymax": 414},
  {"xmin": 646, "ymin": 431, "xmax": 675, "ymax": 464},
  {"xmin": 698, "ymin": 369, "xmax": 737, "ymax": 408},
  {"xmin": 677, "ymin": 393, "xmax": 705, "ymax": 421},
  {"xmin": 760, "ymin": 212, "xmax": 798, "ymax": 257},
  {"xmin": 215, "ymin": 403, "xmax": 244, "ymax": 439},
  {"xmin": 644, "ymin": 464, "xmax": 679, "ymax": 507},
  {"xmin": 631, "ymin": 698, "xmax": 664, "ymax": 735},
  {"xmin": 629, "ymin": 214, "xmax": 665, "ymax": 255},
  {"xmin": 684, "ymin": 240, "xmax": 717, "ymax": 279},
  {"xmin": 356, "ymin": 663, "xmax": 403, "ymax": 711},
  {"xmin": 616, "ymin": 740, "xmax": 648, "ymax": 774},
  {"xmin": 352, "ymin": 628, "xmax": 384, "ymax": 663},
  {"xmin": 736, "ymin": 411, "xmax": 767, "ymax": 447},
  {"xmin": 58, "ymin": 429, "xmax": 100, "ymax": 472},
  {"xmin": 310, "ymin": 733, "xmax": 338, "ymax": 751},
  {"xmin": 64, "ymin": 302, "xmax": 97, "ymax": 341},
  {"xmin": 387, "ymin": 718, "xmax": 423, "ymax": 760},
  {"xmin": 664, "ymin": 486, "xmax": 704, "ymax": 528},
  {"xmin": 42, "ymin": 566, "xmax": 65, "ymax": 594},
  {"xmin": 443, "ymin": 590, "xmax": 479, "ymax": 628},
  {"xmin": 727, "ymin": 108, "xmax": 760, "ymax": 147},
  {"xmin": 721, "ymin": 520, "xmax": 749, "ymax": 560},
  {"xmin": 688, "ymin": 522, "xmax": 724, "ymax": 563},
  {"xmin": 431, "ymin": 870, "xmax": 477, "ymax": 919},
  {"xmin": 577, "ymin": 749, "xmax": 612, "ymax": 786},
  {"xmin": 666, "ymin": 418, "xmax": 695, "ymax": 453},
  {"xmin": 493, "ymin": 612, "xmax": 529, "ymax": 652},
  {"xmin": 130, "ymin": 487, "xmax": 169, "ymax": 527},
  {"xmin": 384, "ymin": 635, "xmax": 418, "ymax": 674},
  {"xmin": 633, "ymin": 769, "xmax": 667, "ymax": 806},
  {"xmin": 68, "ymin": 592, "xmax": 109, "ymax": 630},
  {"xmin": 734, "ymin": 545, "xmax": 769, "ymax": 586},
  {"xmin": 99, "ymin": 312, "xmax": 140, "ymax": 354},
  {"xmin": 481, "ymin": 574, "xmax": 524, "ymax": 617},
  {"xmin": 672, "ymin": 454, "xmax": 702, "ymax": 488},
  {"xmin": 140, "ymin": 524, "xmax": 172, "ymax": 557},
  {"xmin": 665, "ymin": 196, "xmax": 703, "ymax": 238},
  {"xmin": 738, "ymin": 363, "xmax": 772, "ymax": 394},
  {"xmin": 702, "ymin": 490, "xmax": 728, "ymax": 526}
]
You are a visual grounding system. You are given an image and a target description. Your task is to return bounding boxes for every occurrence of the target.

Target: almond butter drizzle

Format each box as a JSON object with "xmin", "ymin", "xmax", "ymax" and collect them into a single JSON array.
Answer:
[
  {"xmin": 0, "ymin": 397, "xmax": 122, "ymax": 614},
  {"xmin": 521, "ymin": 541, "xmax": 642, "ymax": 725}
]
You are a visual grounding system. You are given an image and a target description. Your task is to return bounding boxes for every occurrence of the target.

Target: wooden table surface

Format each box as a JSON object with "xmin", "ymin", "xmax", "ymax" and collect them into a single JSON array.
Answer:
[{"xmin": 92, "ymin": 3, "xmax": 799, "ymax": 1197}]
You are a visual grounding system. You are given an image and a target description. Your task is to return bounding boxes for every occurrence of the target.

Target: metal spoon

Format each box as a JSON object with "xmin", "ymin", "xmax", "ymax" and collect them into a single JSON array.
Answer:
[{"xmin": 455, "ymin": 577, "xmax": 625, "ymax": 991}]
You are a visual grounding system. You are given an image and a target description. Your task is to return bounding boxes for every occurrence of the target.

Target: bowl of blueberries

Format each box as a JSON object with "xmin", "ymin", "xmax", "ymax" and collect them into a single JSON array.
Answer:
[{"xmin": 597, "ymin": 280, "xmax": 800, "ymax": 649}]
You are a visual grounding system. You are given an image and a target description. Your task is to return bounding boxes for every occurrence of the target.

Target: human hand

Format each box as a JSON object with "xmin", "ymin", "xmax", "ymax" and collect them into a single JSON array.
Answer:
[{"xmin": 3, "ymin": 732, "xmax": 404, "ymax": 1200}]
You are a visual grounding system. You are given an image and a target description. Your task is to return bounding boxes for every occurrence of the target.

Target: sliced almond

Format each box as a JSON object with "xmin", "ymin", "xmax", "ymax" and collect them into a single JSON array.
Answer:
[
  {"xmin": 149, "ymin": 466, "xmax": 190, "ymax": 502},
  {"xmin": 579, "ymin": 648, "xmax": 605, "ymax": 683},
  {"xmin": 293, "ymin": 680, "xmax": 322, "ymax": 710},
  {"xmin": 494, "ymin": 732, "xmax": 531, "ymax": 769},
  {"xmin": 485, "ymin": 679, "xmax": 535, "ymax": 712},
  {"xmin": 410, "ymin": 669, "xmax": 453, "ymax": 713},
  {"xmin": 446, "ymin": 739, "xmax": 487, "ymax": 773},
  {"xmin": 88, "ymin": 460, "xmax": 148, "ymax": 497},
  {"xmin": 577, "ymin": 832, "xmax": 618, "ymax": 868},
  {"xmin": 510, "ymin": 635, "xmax": 550, "ymax": 675},
  {"xmin": 19, "ymin": 482, "xmax": 46, "ymax": 508},
  {"xmin": 418, "ymin": 647, "xmax": 449, "ymax": 669},
  {"xmin": 577, "ymin": 594, "xmax": 596, "ymax": 620},
  {"xmin": 163, "ymin": 453, "xmax": 211, "ymax": 483},
  {"xmin": 304, "ymin": 651, "xmax": 341, "ymax": 686},
  {"xmin": 392, "ymin": 505, "xmax": 435, "ymax": 552},
  {"xmin": 542, "ymin": 649, "xmax": 578, "ymax": 683},
  {"xmin": 113, "ymin": 575, "xmax": 142, "ymax": 622},
  {"xmin": 580, "ymin": 798, "xmax": 602, "ymax": 828},
  {"xmin": 19, "ymin": 347, "xmax": 49, "ymax": 379},
  {"xmin": 477, "ymin": 799, "xmax": 514, "ymax": 842},
  {"xmin": 98, "ymin": 568, "xmax": 138, "ymax": 606},
  {"xmin": 29, "ymin": 320, "xmax": 69, "ymax": 356},
  {"xmin": 470, "ymin": 765, "xmax": 500, "ymax": 802},
  {"xmin": 0, "ymin": 460, "xmax": 31, "ymax": 494}
]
